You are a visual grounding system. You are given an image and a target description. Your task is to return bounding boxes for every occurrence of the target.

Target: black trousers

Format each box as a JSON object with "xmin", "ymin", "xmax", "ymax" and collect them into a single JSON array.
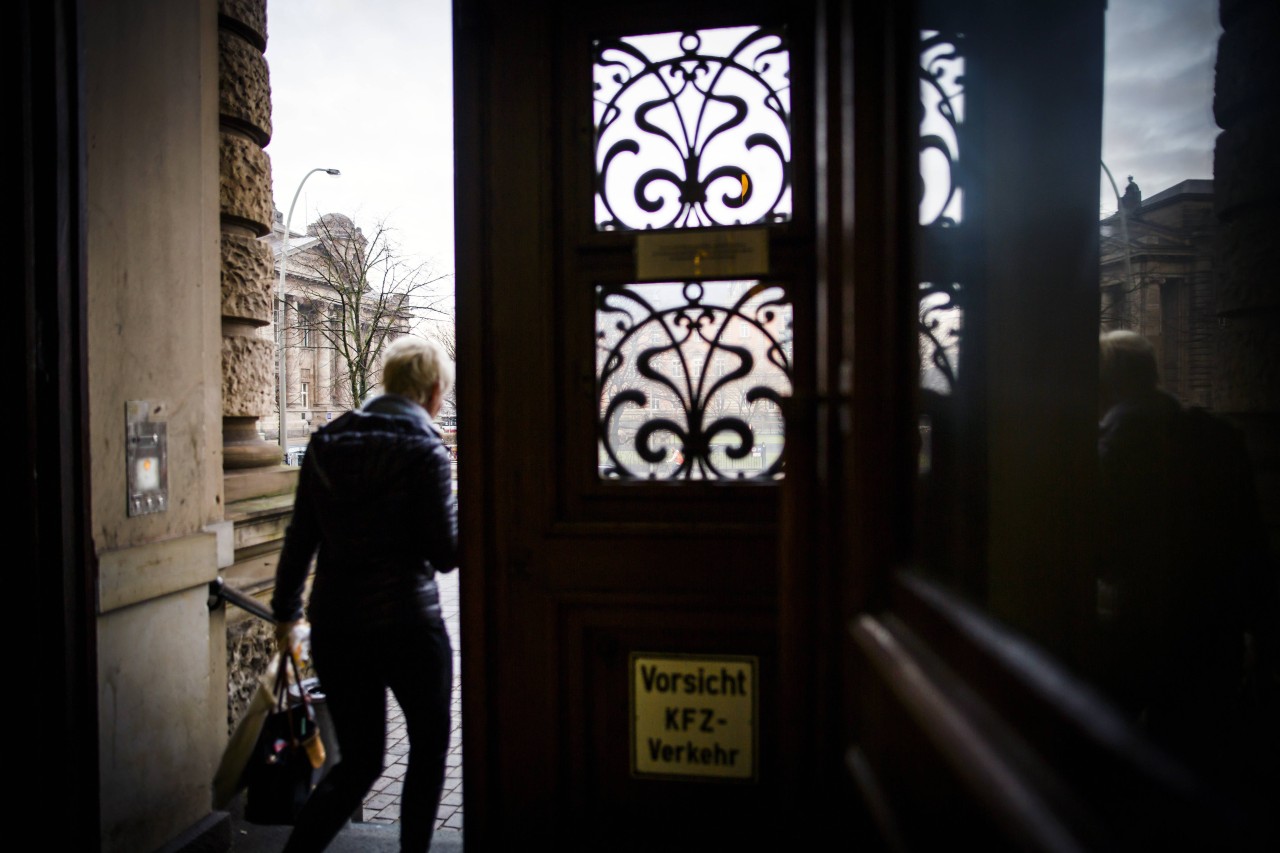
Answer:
[{"xmin": 283, "ymin": 613, "xmax": 453, "ymax": 853}]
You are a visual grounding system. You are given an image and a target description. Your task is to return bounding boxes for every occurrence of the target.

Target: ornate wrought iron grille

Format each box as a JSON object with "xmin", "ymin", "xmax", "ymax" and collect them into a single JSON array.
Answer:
[
  {"xmin": 919, "ymin": 283, "xmax": 963, "ymax": 393},
  {"xmin": 593, "ymin": 26, "xmax": 792, "ymax": 231},
  {"xmin": 918, "ymin": 31, "xmax": 965, "ymax": 394},
  {"xmin": 919, "ymin": 30, "xmax": 964, "ymax": 228},
  {"xmin": 597, "ymin": 281, "xmax": 792, "ymax": 480}
]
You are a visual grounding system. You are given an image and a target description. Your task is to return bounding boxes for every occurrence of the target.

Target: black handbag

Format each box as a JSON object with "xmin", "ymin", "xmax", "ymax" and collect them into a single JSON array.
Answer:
[{"xmin": 243, "ymin": 648, "xmax": 324, "ymax": 825}]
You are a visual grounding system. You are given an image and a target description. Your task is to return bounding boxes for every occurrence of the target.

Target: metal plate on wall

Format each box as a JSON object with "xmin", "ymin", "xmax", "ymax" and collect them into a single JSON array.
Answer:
[{"xmin": 126, "ymin": 400, "xmax": 168, "ymax": 517}]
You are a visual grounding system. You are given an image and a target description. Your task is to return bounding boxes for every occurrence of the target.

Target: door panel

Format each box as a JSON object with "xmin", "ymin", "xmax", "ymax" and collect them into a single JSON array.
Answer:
[
  {"xmin": 824, "ymin": 0, "xmax": 1263, "ymax": 848},
  {"xmin": 570, "ymin": 605, "xmax": 778, "ymax": 831},
  {"xmin": 778, "ymin": 1, "xmax": 916, "ymax": 837},
  {"xmin": 455, "ymin": 1, "xmax": 815, "ymax": 847}
]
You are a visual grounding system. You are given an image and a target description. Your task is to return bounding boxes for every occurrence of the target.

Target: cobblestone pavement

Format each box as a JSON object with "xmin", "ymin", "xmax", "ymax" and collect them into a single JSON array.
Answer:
[{"xmin": 359, "ymin": 567, "xmax": 463, "ymax": 833}]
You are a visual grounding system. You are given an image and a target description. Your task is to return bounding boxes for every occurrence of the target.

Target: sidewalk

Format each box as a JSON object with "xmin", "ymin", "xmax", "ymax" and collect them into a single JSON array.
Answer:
[{"xmin": 358, "ymin": 568, "xmax": 463, "ymax": 833}]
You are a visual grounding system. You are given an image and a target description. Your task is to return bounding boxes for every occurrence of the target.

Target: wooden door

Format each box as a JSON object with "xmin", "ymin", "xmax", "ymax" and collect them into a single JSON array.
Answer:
[
  {"xmin": 801, "ymin": 1, "xmax": 1264, "ymax": 848},
  {"xmin": 454, "ymin": 1, "xmax": 824, "ymax": 847}
]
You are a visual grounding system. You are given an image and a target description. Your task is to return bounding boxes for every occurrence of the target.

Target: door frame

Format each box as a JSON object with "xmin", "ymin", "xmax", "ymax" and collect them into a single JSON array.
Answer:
[{"xmin": 22, "ymin": 0, "xmax": 99, "ymax": 846}]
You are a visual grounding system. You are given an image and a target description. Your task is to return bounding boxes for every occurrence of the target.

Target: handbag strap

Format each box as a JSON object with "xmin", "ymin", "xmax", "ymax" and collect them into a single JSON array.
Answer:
[
  {"xmin": 271, "ymin": 647, "xmax": 317, "ymax": 740},
  {"xmin": 272, "ymin": 648, "xmax": 291, "ymax": 713}
]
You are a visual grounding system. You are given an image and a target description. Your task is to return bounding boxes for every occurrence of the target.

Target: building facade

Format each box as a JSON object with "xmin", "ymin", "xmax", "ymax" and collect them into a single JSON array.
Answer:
[
  {"xmin": 1100, "ymin": 179, "xmax": 1218, "ymax": 409},
  {"xmin": 262, "ymin": 209, "xmax": 414, "ymax": 455}
]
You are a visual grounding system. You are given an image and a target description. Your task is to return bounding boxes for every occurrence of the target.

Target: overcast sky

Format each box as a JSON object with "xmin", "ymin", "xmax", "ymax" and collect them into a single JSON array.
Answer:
[
  {"xmin": 264, "ymin": 0, "xmax": 1221, "ymax": 268},
  {"xmin": 1100, "ymin": 0, "xmax": 1221, "ymax": 212},
  {"xmin": 265, "ymin": 0, "xmax": 454, "ymax": 279}
]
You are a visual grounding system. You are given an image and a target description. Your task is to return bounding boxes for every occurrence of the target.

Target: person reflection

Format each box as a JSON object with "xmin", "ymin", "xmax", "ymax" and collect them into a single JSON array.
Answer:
[{"xmin": 1095, "ymin": 330, "xmax": 1276, "ymax": 792}]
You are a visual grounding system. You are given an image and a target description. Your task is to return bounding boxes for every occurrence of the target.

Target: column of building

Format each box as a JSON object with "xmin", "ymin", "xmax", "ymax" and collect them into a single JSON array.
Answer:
[
  {"xmin": 217, "ymin": 0, "xmax": 303, "ymax": 726},
  {"xmin": 219, "ymin": 0, "xmax": 276, "ymax": 469},
  {"xmin": 318, "ymin": 304, "xmax": 335, "ymax": 413}
]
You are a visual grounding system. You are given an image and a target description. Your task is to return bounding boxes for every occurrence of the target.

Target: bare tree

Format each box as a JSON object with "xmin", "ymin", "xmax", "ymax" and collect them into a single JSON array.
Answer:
[
  {"xmin": 288, "ymin": 213, "xmax": 450, "ymax": 405},
  {"xmin": 423, "ymin": 315, "xmax": 457, "ymax": 416},
  {"xmin": 424, "ymin": 315, "xmax": 456, "ymax": 360}
]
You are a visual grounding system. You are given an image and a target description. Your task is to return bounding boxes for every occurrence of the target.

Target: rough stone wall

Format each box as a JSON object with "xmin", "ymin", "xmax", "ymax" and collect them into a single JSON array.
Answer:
[
  {"xmin": 222, "ymin": 335, "xmax": 276, "ymax": 417},
  {"xmin": 220, "ymin": 134, "xmax": 274, "ymax": 232},
  {"xmin": 219, "ymin": 0, "xmax": 295, "ymax": 742},
  {"xmin": 226, "ymin": 613, "xmax": 317, "ymax": 733},
  {"xmin": 218, "ymin": 30, "xmax": 271, "ymax": 145},
  {"xmin": 219, "ymin": 0, "xmax": 280, "ymax": 469},
  {"xmin": 226, "ymin": 615, "xmax": 274, "ymax": 733},
  {"xmin": 1213, "ymin": 0, "xmax": 1280, "ymax": 552},
  {"xmin": 219, "ymin": 0, "xmax": 266, "ymax": 42},
  {"xmin": 221, "ymin": 232, "xmax": 274, "ymax": 323}
]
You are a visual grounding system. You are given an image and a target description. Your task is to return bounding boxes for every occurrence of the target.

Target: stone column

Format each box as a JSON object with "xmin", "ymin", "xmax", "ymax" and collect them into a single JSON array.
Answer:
[
  {"xmin": 1214, "ymin": 0, "xmax": 1280, "ymax": 551},
  {"xmin": 318, "ymin": 306, "xmax": 333, "ymax": 408},
  {"xmin": 217, "ymin": 0, "xmax": 294, "ymax": 733},
  {"xmin": 219, "ymin": 0, "xmax": 279, "ymax": 469}
]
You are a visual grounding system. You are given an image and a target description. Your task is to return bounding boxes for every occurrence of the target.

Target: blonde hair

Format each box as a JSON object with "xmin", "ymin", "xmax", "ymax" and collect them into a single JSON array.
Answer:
[
  {"xmin": 1099, "ymin": 329, "xmax": 1158, "ymax": 401},
  {"xmin": 382, "ymin": 336, "xmax": 454, "ymax": 406}
]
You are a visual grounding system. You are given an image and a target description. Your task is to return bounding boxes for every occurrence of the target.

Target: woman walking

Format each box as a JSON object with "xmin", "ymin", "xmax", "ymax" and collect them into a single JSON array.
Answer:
[{"xmin": 272, "ymin": 335, "xmax": 458, "ymax": 852}]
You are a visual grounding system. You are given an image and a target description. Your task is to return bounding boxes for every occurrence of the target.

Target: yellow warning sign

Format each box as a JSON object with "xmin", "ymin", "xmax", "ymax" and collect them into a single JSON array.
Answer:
[{"xmin": 630, "ymin": 653, "xmax": 757, "ymax": 780}]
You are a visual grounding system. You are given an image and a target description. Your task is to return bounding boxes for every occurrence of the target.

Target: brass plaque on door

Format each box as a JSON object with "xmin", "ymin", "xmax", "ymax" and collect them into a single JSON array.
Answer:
[{"xmin": 635, "ymin": 228, "xmax": 769, "ymax": 280}]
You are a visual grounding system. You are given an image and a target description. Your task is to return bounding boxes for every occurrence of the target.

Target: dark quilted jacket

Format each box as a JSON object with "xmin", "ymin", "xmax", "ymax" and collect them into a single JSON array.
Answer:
[{"xmin": 271, "ymin": 394, "xmax": 458, "ymax": 630}]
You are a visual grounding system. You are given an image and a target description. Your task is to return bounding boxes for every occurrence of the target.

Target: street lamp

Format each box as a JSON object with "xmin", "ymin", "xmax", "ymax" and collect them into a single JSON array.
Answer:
[
  {"xmin": 278, "ymin": 167, "xmax": 340, "ymax": 453},
  {"xmin": 1100, "ymin": 160, "xmax": 1134, "ymax": 300}
]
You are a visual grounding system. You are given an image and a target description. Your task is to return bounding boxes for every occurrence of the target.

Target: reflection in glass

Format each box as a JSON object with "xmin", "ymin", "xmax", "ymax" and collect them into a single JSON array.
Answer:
[{"xmin": 1089, "ymin": 0, "xmax": 1279, "ymax": 821}]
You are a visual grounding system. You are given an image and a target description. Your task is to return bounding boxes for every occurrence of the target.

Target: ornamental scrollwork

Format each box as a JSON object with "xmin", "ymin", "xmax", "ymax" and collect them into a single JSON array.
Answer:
[
  {"xmin": 919, "ymin": 282, "xmax": 963, "ymax": 395},
  {"xmin": 597, "ymin": 281, "xmax": 792, "ymax": 480},
  {"xmin": 594, "ymin": 26, "xmax": 792, "ymax": 231},
  {"xmin": 918, "ymin": 31, "xmax": 966, "ymax": 395},
  {"xmin": 918, "ymin": 30, "xmax": 964, "ymax": 228}
]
